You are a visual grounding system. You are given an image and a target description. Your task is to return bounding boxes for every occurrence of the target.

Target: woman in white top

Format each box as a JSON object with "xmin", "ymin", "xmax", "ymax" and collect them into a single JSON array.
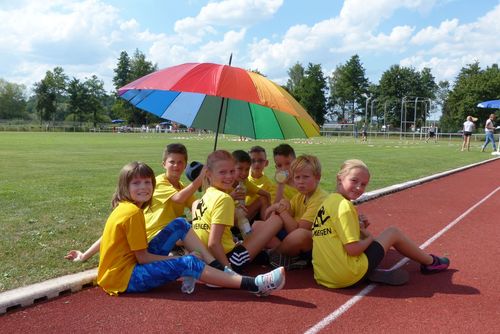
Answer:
[{"xmin": 461, "ymin": 116, "xmax": 475, "ymax": 151}]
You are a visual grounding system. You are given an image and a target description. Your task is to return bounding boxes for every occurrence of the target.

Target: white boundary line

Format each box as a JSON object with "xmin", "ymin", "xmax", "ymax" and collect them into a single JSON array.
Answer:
[{"xmin": 305, "ymin": 185, "xmax": 500, "ymax": 334}]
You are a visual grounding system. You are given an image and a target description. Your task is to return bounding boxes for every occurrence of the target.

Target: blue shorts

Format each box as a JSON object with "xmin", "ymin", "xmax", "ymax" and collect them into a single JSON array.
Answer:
[{"xmin": 126, "ymin": 218, "xmax": 206, "ymax": 293}]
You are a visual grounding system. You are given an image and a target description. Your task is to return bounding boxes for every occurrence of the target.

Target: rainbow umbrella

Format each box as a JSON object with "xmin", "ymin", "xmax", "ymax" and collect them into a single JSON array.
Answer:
[{"xmin": 118, "ymin": 62, "xmax": 320, "ymax": 149}]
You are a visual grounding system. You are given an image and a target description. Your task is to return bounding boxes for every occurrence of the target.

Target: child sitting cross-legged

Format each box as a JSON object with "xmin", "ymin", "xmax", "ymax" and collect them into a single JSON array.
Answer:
[{"xmin": 253, "ymin": 154, "xmax": 328, "ymax": 270}]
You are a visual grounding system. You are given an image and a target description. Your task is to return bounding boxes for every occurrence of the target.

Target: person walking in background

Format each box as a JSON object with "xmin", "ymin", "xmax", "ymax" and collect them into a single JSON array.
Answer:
[
  {"xmin": 481, "ymin": 113, "xmax": 497, "ymax": 152},
  {"xmin": 425, "ymin": 123, "xmax": 437, "ymax": 143},
  {"xmin": 462, "ymin": 116, "xmax": 476, "ymax": 151}
]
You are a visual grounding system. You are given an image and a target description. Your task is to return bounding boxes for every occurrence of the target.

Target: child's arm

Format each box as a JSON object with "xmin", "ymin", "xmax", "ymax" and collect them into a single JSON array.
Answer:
[
  {"xmin": 343, "ymin": 229, "xmax": 374, "ymax": 256},
  {"xmin": 170, "ymin": 168, "xmax": 206, "ymax": 204},
  {"xmin": 65, "ymin": 237, "xmax": 102, "ymax": 262},
  {"xmin": 207, "ymin": 224, "xmax": 231, "ymax": 267},
  {"xmin": 257, "ymin": 188, "xmax": 271, "ymax": 205}
]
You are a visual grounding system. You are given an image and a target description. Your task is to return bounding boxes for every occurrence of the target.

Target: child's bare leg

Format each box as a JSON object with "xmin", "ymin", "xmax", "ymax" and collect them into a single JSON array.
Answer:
[
  {"xmin": 275, "ymin": 229, "xmax": 311, "ymax": 256},
  {"xmin": 200, "ymin": 265, "xmax": 242, "ymax": 288},
  {"xmin": 243, "ymin": 214, "xmax": 283, "ymax": 258},
  {"xmin": 375, "ymin": 227, "xmax": 433, "ymax": 265},
  {"xmin": 183, "ymin": 229, "xmax": 215, "ymax": 264},
  {"xmin": 252, "ymin": 220, "xmax": 281, "ymax": 249}
]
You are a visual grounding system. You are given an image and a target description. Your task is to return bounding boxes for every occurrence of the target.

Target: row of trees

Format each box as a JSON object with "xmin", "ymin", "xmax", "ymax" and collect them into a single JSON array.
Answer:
[{"xmin": 1, "ymin": 50, "xmax": 499, "ymax": 132}]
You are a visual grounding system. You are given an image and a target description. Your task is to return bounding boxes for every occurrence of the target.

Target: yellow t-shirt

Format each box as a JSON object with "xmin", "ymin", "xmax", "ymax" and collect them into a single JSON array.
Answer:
[
  {"xmin": 290, "ymin": 187, "xmax": 328, "ymax": 223},
  {"xmin": 192, "ymin": 186, "xmax": 235, "ymax": 253},
  {"xmin": 97, "ymin": 201, "xmax": 148, "ymax": 295},
  {"xmin": 246, "ymin": 174, "xmax": 274, "ymax": 205},
  {"xmin": 312, "ymin": 193, "xmax": 368, "ymax": 288},
  {"xmin": 143, "ymin": 174, "xmax": 195, "ymax": 240}
]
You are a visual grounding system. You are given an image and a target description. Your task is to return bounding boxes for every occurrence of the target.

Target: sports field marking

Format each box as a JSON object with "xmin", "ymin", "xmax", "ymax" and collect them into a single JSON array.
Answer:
[{"xmin": 304, "ymin": 186, "xmax": 500, "ymax": 334}]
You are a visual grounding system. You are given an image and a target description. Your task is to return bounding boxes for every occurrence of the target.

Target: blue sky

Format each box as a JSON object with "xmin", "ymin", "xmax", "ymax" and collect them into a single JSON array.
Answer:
[{"xmin": 1, "ymin": 0, "xmax": 499, "ymax": 98}]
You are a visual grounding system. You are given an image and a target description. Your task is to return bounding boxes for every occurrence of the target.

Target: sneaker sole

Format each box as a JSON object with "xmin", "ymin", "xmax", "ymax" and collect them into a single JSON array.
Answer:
[{"xmin": 368, "ymin": 268, "xmax": 409, "ymax": 286}]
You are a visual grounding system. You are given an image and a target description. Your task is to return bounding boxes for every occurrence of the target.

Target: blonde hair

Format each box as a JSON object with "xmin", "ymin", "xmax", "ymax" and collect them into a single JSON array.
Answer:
[
  {"xmin": 203, "ymin": 150, "xmax": 235, "ymax": 190},
  {"xmin": 337, "ymin": 159, "xmax": 370, "ymax": 179},
  {"xmin": 111, "ymin": 161, "xmax": 156, "ymax": 209},
  {"xmin": 290, "ymin": 154, "xmax": 321, "ymax": 178}
]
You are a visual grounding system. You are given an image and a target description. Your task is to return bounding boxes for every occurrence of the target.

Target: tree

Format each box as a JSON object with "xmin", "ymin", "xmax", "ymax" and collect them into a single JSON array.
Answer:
[
  {"xmin": 0, "ymin": 79, "xmax": 28, "ymax": 119},
  {"xmin": 85, "ymin": 75, "xmax": 107, "ymax": 127},
  {"xmin": 296, "ymin": 63, "xmax": 327, "ymax": 125},
  {"xmin": 33, "ymin": 67, "xmax": 68, "ymax": 123},
  {"xmin": 377, "ymin": 65, "xmax": 438, "ymax": 129},
  {"xmin": 328, "ymin": 55, "xmax": 369, "ymax": 123},
  {"xmin": 113, "ymin": 51, "xmax": 131, "ymax": 91},
  {"xmin": 441, "ymin": 62, "xmax": 500, "ymax": 132},
  {"xmin": 286, "ymin": 62, "xmax": 305, "ymax": 94},
  {"xmin": 112, "ymin": 49, "xmax": 159, "ymax": 126}
]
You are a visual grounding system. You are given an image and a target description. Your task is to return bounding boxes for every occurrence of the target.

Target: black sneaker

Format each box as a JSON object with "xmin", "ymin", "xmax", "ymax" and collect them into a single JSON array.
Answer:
[
  {"xmin": 269, "ymin": 252, "xmax": 309, "ymax": 271},
  {"xmin": 420, "ymin": 254, "xmax": 450, "ymax": 274}
]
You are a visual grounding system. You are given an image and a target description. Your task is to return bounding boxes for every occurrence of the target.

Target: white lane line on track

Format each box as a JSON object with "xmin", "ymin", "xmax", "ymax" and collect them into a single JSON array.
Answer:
[{"xmin": 304, "ymin": 186, "xmax": 500, "ymax": 334}]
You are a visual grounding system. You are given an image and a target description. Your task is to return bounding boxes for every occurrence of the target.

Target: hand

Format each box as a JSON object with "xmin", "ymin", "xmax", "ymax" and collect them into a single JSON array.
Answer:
[
  {"xmin": 360, "ymin": 227, "xmax": 372, "ymax": 240},
  {"xmin": 65, "ymin": 250, "xmax": 84, "ymax": 262},
  {"xmin": 231, "ymin": 188, "xmax": 246, "ymax": 201},
  {"xmin": 358, "ymin": 214, "xmax": 370, "ymax": 229},
  {"xmin": 277, "ymin": 199, "xmax": 291, "ymax": 213}
]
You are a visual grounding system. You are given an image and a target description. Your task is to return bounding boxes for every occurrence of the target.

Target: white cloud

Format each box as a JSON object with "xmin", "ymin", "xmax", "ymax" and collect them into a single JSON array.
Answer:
[
  {"xmin": 174, "ymin": 0, "xmax": 283, "ymax": 38},
  {"xmin": 402, "ymin": 3, "xmax": 500, "ymax": 82}
]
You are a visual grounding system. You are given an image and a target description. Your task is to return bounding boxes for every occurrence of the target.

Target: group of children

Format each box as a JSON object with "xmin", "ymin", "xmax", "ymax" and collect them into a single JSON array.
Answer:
[{"xmin": 66, "ymin": 142, "xmax": 450, "ymax": 297}]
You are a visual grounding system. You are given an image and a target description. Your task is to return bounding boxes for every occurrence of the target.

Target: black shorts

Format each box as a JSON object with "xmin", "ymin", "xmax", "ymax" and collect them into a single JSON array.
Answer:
[
  {"xmin": 429, "ymin": 131, "xmax": 435, "ymax": 137},
  {"xmin": 227, "ymin": 244, "xmax": 250, "ymax": 273},
  {"xmin": 356, "ymin": 241, "xmax": 385, "ymax": 284},
  {"xmin": 463, "ymin": 131, "xmax": 472, "ymax": 137}
]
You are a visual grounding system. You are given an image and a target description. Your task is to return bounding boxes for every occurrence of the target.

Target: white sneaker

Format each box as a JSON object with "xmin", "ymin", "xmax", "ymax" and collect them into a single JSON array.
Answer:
[{"xmin": 253, "ymin": 267, "xmax": 285, "ymax": 297}]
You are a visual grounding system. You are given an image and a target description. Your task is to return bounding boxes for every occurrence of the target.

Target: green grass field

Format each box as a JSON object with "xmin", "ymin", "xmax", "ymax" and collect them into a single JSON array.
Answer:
[{"xmin": 0, "ymin": 131, "xmax": 491, "ymax": 291}]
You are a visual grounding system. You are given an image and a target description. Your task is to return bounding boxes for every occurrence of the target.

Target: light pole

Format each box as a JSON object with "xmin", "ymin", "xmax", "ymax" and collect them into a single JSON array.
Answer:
[
  {"xmin": 364, "ymin": 95, "xmax": 372, "ymax": 125},
  {"xmin": 400, "ymin": 96, "xmax": 407, "ymax": 140},
  {"xmin": 370, "ymin": 98, "xmax": 377, "ymax": 127}
]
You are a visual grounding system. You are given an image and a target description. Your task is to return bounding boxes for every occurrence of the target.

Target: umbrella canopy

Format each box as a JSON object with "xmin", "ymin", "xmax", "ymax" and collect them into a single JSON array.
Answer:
[
  {"xmin": 118, "ymin": 63, "xmax": 320, "ymax": 145},
  {"xmin": 477, "ymin": 100, "xmax": 500, "ymax": 108},
  {"xmin": 111, "ymin": 119, "xmax": 125, "ymax": 124}
]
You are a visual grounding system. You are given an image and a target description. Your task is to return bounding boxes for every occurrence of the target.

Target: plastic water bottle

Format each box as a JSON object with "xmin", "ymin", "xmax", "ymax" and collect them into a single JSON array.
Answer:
[
  {"xmin": 235, "ymin": 181, "xmax": 252, "ymax": 238},
  {"xmin": 236, "ymin": 181, "xmax": 246, "ymax": 206},
  {"xmin": 181, "ymin": 276, "xmax": 196, "ymax": 294},
  {"xmin": 275, "ymin": 170, "xmax": 289, "ymax": 183},
  {"xmin": 236, "ymin": 208, "xmax": 252, "ymax": 238}
]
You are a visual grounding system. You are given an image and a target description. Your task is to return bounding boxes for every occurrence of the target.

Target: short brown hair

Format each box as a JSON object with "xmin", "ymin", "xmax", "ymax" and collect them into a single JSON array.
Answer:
[{"xmin": 162, "ymin": 143, "xmax": 188, "ymax": 162}]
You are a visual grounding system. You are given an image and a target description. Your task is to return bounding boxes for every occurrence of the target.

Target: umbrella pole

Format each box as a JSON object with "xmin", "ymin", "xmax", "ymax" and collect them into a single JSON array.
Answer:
[
  {"xmin": 213, "ymin": 53, "xmax": 233, "ymax": 151},
  {"xmin": 213, "ymin": 97, "xmax": 226, "ymax": 151}
]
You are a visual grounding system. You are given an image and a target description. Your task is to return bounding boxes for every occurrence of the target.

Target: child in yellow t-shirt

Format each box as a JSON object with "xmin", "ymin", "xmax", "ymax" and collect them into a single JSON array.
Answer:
[
  {"xmin": 246, "ymin": 146, "xmax": 274, "ymax": 208},
  {"xmin": 231, "ymin": 149, "xmax": 271, "ymax": 224},
  {"xmin": 253, "ymin": 155, "xmax": 327, "ymax": 270},
  {"xmin": 65, "ymin": 143, "xmax": 205, "ymax": 262},
  {"xmin": 192, "ymin": 150, "xmax": 284, "ymax": 273},
  {"xmin": 312, "ymin": 159, "xmax": 450, "ymax": 289},
  {"xmin": 97, "ymin": 161, "xmax": 285, "ymax": 296},
  {"xmin": 271, "ymin": 143, "xmax": 298, "ymax": 203}
]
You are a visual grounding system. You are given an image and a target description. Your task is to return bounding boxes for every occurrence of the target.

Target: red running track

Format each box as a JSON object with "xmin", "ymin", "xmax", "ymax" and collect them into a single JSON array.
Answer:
[{"xmin": 1, "ymin": 159, "xmax": 499, "ymax": 333}]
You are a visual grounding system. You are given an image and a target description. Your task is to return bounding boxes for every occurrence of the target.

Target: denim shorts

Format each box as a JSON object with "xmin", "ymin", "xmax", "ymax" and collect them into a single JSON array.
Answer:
[{"xmin": 126, "ymin": 218, "xmax": 206, "ymax": 293}]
